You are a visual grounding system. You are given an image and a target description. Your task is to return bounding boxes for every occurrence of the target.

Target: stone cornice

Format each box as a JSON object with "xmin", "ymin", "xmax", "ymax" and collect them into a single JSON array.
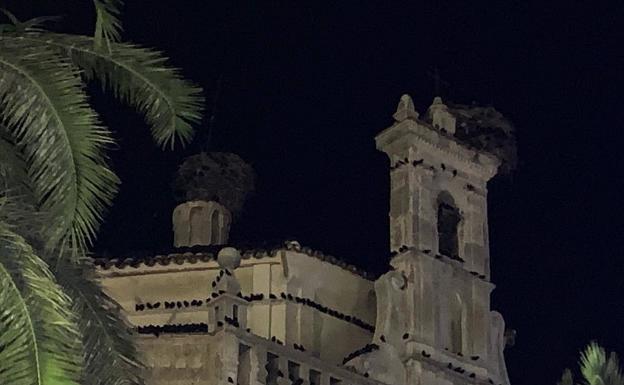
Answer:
[
  {"xmin": 375, "ymin": 119, "xmax": 500, "ymax": 181},
  {"xmin": 134, "ymin": 290, "xmax": 376, "ymax": 333},
  {"xmin": 389, "ymin": 249, "xmax": 496, "ymax": 290},
  {"xmin": 94, "ymin": 242, "xmax": 375, "ymax": 280}
]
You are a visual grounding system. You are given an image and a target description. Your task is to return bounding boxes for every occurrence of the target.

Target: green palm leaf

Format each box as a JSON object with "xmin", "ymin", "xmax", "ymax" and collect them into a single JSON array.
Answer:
[
  {"xmin": 10, "ymin": 32, "xmax": 204, "ymax": 149},
  {"xmin": 0, "ymin": 125, "xmax": 28, "ymax": 192},
  {"xmin": 0, "ymin": 223, "xmax": 82, "ymax": 385},
  {"xmin": 55, "ymin": 259, "xmax": 145, "ymax": 385},
  {"xmin": 0, "ymin": 37, "xmax": 119, "ymax": 255},
  {"xmin": 93, "ymin": 0, "xmax": 123, "ymax": 50},
  {"xmin": 580, "ymin": 342, "xmax": 624, "ymax": 385}
]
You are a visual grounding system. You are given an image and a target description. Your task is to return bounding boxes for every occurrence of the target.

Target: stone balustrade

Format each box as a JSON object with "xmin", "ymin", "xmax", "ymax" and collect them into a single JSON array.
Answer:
[{"xmin": 139, "ymin": 326, "xmax": 383, "ymax": 385}]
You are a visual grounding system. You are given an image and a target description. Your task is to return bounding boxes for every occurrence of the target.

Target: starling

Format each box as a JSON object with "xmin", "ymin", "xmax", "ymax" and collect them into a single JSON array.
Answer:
[
  {"xmin": 471, "ymin": 356, "xmax": 480, "ymax": 360},
  {"xmin": 228, "ymin": 377, "xmax": 233, "ymax": 383},
  {"xmin": 380, "ymin": 335, "xmax": 386, "ymax": 342},
  {"xmin": 469, "ymin": 373, "xmax": 476, "ymax": 378},
  {"xmin": 447, "ymin": 363, "xmax": 453, "ymax": 369}
]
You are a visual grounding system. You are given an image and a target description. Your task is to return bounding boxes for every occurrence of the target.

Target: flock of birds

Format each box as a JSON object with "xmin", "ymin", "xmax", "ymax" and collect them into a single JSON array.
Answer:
[
  {"xmin": 389, "ymin": 245, "xmax": 488, "ymax": 280},
  {"xmin": 135, "ymin": 283, "xmax": 376, "ymax": 333},
  {"xmin": 387, "ymin": 156, "xmax": 481, "ymax": 197},
  {"xmin": 338, "ymin": 334, "xmax": 502, "ymax": 385},
  {"xmin": 389, "ymin": 157, "xmax": 462, "ymax": 179},
  {"xmin": 137, "ymin": 319, "xmax": 501, "ymax": 385}
]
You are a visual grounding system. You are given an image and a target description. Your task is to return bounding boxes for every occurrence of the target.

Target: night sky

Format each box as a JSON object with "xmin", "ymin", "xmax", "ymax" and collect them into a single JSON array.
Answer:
[{"xmin": 5, "ymin": 2, "xmax": 624, "ymax": 385}]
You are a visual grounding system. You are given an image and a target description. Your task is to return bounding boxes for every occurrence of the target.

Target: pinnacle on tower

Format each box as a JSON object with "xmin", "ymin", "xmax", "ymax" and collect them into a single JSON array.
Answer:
[
  {"xmin": 393, "ymin": 94, "xmax": 420, "ymax": 122},
  {"xmin": 426, "ymin": 96, "xmax": 456, "ymax": 134}
]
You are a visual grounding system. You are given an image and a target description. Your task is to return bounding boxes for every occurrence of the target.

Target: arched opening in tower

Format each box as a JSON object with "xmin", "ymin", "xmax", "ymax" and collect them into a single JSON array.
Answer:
[
  {"xmin": 437, "ymin": 193, "xmax": 461, "ymax": 258},
  {"xmin": 211, "ymin": 209, "xmax": 220, "ymax": 244}
]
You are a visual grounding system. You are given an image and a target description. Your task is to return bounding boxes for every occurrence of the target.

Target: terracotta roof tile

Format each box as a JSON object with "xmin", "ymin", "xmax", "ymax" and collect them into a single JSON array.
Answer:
[{"xmin": 93, "ymin": 241, "xmax": 376, "ymax": 279}]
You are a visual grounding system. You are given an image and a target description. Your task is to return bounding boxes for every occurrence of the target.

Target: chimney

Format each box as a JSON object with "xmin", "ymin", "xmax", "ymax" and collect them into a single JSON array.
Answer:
[{"xmin": 172, "ymin": 200, "xmax": 232, "ymax": 247}]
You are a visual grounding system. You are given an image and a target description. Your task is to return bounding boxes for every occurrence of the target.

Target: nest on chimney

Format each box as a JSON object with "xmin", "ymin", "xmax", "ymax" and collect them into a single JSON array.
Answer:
[{"xmin": 173, "ymin": 152, "xmax": 255, "ymax": 218}]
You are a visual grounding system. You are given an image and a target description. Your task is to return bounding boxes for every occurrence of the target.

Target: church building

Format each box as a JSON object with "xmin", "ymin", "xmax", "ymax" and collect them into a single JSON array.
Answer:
[{"xmin": 95, "ymin": 95, "xmax": 513, "ymax": 385}]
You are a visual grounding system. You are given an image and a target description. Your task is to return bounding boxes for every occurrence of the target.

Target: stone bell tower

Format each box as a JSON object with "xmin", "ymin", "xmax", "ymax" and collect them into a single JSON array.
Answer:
[
  {"xmin": 369, "ymin": 95, "xmax": 510, "ymax": 385},
  {"xmin": 376, "ymin": 95, "xmax": 499, "ymax": 275}
]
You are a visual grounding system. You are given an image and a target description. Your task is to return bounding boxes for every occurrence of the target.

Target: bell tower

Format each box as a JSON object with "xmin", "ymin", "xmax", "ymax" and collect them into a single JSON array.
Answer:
[
  {"xmin": 376, "ymin": 95, "xmax": 499, "ymax": 276},
  {"xmin": 371, "ymin": 95, "xmax": 510, "ymax": 385}
]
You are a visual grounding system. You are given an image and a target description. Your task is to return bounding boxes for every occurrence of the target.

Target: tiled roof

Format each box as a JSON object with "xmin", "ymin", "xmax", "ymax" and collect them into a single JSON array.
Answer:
[{"xmin": 93, "ymin": 241, "xmax": 376, "ymax": 280}]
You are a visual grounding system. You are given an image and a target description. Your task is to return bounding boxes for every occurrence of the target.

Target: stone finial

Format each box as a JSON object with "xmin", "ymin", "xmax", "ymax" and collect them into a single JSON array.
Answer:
[
  {"xmin": 214, "ymin": 247, "xmax": 242, "ymax": 295},
  {"xmin": 427, "ymin": 96, "xmax": 456, "ymax": 134},
  {"xmin": 393, "ymin": 94, "xmax": 419, "ymax": 122},
  {"xmin": 217, "ymin": 247, "xmax": 241, "ymax": 270}
]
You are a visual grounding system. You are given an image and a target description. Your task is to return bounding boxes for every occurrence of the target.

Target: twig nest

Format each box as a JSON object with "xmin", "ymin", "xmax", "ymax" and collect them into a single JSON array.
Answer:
[{"xmin": 173, "ymin": 152, "xmax": 255, "ymax": 217}]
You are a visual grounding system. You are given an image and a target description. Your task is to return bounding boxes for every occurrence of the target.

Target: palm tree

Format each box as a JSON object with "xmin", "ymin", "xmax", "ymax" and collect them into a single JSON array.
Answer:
[
  {"xmin": 0, "ymin": 1, "xmax": 204, "ymax": 383},
  {"xmin": 557, "ymin": 343, "xmax": 624, "ymax": 385}
]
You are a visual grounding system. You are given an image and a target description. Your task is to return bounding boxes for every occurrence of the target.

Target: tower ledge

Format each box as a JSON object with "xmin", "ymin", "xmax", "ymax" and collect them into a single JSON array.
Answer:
[{"xmin": 375, "ymin": 117, "xmax": 499, "ymax": 181}]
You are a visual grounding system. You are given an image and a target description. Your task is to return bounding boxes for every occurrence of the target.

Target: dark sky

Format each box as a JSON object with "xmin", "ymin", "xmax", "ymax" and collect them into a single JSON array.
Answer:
[{"xmin": 4, "ymin": 2, "xmax": 624, "ymax": 385}]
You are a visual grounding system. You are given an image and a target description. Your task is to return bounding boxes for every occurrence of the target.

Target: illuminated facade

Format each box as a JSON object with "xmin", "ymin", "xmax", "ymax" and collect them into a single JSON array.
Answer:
[{"xmin": 96, "ymin": 95, "xmax": 512, "ymax": 385}]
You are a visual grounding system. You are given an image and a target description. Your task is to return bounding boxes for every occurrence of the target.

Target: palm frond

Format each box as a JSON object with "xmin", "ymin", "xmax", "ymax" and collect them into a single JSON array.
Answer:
[
  {"xmin": 558, "ymin": 369, "xmax": 574, "ymax": 385},
  {"xmin": 0, "ymin": 125, "xmax": 28, "ymax": 192},
  {"xmin": 55, "ymin": 259, "xmax": 145, "ymax": 385},
  {"xmin": 11, "ymin": 32, "xmax": 204, "ymax": 149},
  {"xmin": 93, "ymin": 0, "xmax": 123, "ymax": 50},
  {"xmin": 580, "ymin": 342, "xmax": 624, "ymax": 385},
  {"xmin": 0, "ymin": 126, "xmax": 50, "ymax": 251},
  {"xmin": 0, "ymin": 223, "xmax": 82, "ymax": 385},
  {"xmin": 0, "ymin": 37, "xmax": 120, "ymax": 255},
  {"xmin": 0, "ymin": 8, "xmax": 59, "ymax": 32}
]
